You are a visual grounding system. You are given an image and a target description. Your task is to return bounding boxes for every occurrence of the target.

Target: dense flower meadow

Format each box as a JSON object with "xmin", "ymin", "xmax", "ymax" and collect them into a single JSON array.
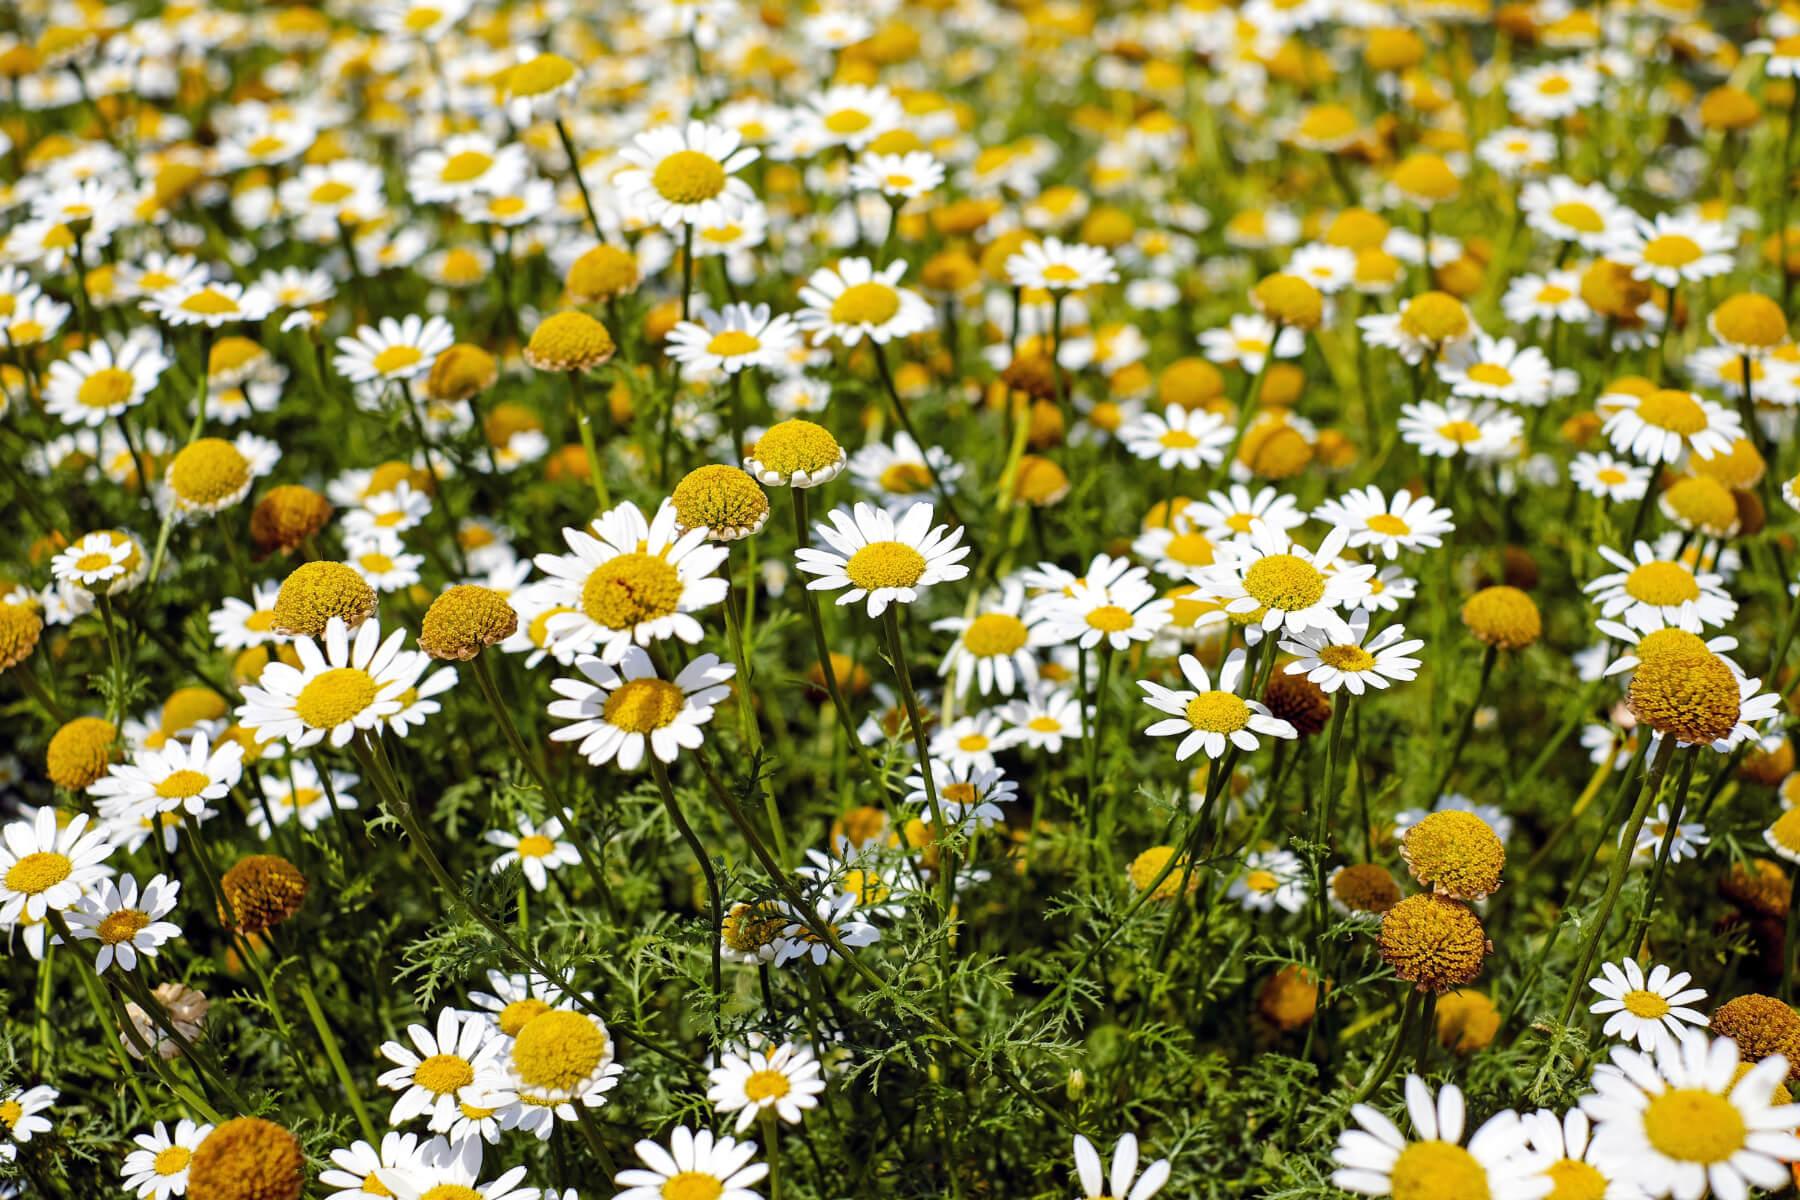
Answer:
[{"xmin": 11, "ymin": 0, "xmax": 1800, "ymax": 1198}]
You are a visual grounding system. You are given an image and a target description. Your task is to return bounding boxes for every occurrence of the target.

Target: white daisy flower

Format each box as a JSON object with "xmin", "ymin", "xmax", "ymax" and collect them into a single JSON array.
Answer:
[
  {"xmin": 904, "ymin": 759, "xmax": 1018, "ymax": 830},
  {"xmin": 343, "ymin": 482, "xmax": 434, "ymax": 540},
  {"xmin": 346, "ymin": 532, "xmax": 426, "ymax": 593},
  {"xmin": 1436, "ymin": 336, "xmax": 1555, "ymax": 406},
  {"xmin": 485, "ymin": 814, "xmax": 581, "ymax": 893},
  {"xmin": 1610, "ymin": 213, "xmax": 1736, "ymax": 289},
  {"xmin": 0, "ymin": 808, "xmax": 116, "ymax": 923},
  {"xmin": 1331, "ymin": 1076, "xmax": 1544, "ymax": 1199},
  {"xmin": 1140, "ymin": 648, "xmax": 1297, "ymax": 761},
  {"xmin": 376, "ymin": 1135, "xmax": 536, "ymax": 1200},
  {"xmin": 320, "ymin": 1132, "xmax": 427, "ymax": 1200},
  {"xmin": 0, "ymin": 1086, "xmax": 58, "ymax": 1161},
  {"xmin": 794, "ymin": 501, "xmax": 970, "ymax": 618},
  {"xmin": 253, "ymin": 761, "xmax": 357, "ymax": 840},
  {"xmin": 235, "ymin": 617, "xmax": 423, "ymax": 749},
  {"xmin": 334, "ymin": 315, "xmax": 456, "ymax": 385},
  {"xmin": 377, "ymin": 1008, "xmax": 511, "ymax": 1132},
  {"xmin": 1279, "ymin": 613, "xmax": 1425, "ymax": 695},
  {"xmin": 1570, "ymin": 453, "xmax": 1651, "ymax": 503},
  {"xmin": 121, "ymin": 1118, "xmax": 212, "ymax": 1200},
  {"xmin": 773, "ymin": 893, "xmax": 881, "ymax": 968},
  {"xmin": 1585, "ymin": 543, "xmax": 1737, "ymax": 634},
  {"xmin": 1312, "ymin": 485, "xmax": 1455, "ymax": 560},
  {"xmin": 1230, "ymin": 848, "xmax": 1309, "ymax": 913},
  {"xmin": 1182, "ymin": 485, "xmax": 1307, "ymax": 542},
  {"xmin": 848, "ymin": 151, "xmax": 945, "ymax": 200},
  {"xmin": 613, "ymin": 1126, "xmax": 767, "ymax": 1200},
  {"xmin": 207, "ymin": 583, "xmax": 290, "ymax": 651},
  {"xmin": 43, "ymin": 334, "xmax": 169, "ymax": 427},
  {"xmin": 61, "ymin": 873, "xmax": 181, "ymax": 973},
  {"xmin": 1502, "ymin": 270, "xmax": 1591, "ymax": 325},
  {"xmin": 1200, "ymin": 519, "xmax": 1374, "ymax": 639},
  {"xmin": 1516, "ymin": 1109, "xmax": 1637, "ymax": 1200},
  {"xmin": 1000, "ymin": 686, "xmax": 1088, "ymax": 754},
  {"xmin": 50, "ymin": 531, "xmax": 135, "ymax": 591},
  {"xmin": 406, "ymin": 135, "xmax": 529, "ymax": 205},
  {"xmin": 1588, "ymin": 960, "xmax": 1710, "ymax": 1054},
  {"xmin": 1006, "ymin": 237, "xmax": 1120, "ymax": 292},
  {"xmin": 1397, "ymin": 399, "xmax": 1524, "ymax": 460},
  {"xmin": 1119, "ymin": 404, "xmax": 1234, "ymax": 471},
  {"xmin": 87, "ymin": 731, "xmax": 243, "ymax": 819},
  {"xmin": 848, "ymin": 432, "xmax": 964, "ymax": 512},
  {"xmin": 1582, "ymin": 1032, "xmax": 1800, "ymax": 1200},
  {"xmin": 794, "ymin": 256, "xmax": 934, "ymax": 347},
  {"xmin": 1600, "ymin": 389, "xmax": 1741, "ymax": 466},
  {"xmin": 796, "ymin": 83, "xmax": 904, "ymax": 151},
  {"xmin": 1197, "ymin": 312, "xmax": 1306, "ymax": 373},
  {"xmin": 931, "ymin": 581, "xmax": 1053, "ymax": 698},
  {"xmin": 141, "ymin": 281, "xmax": 274, "ymax": 328},
  {"xmin": 616, "ymin": 121, "xmax": 759, "ymax": 230},
  {"xmin": 928, "ymin": 711, "xmax": 1013, "ymax": 772},
  {"xmin": 497, "ymin": 1006, "xmax": 623, "ymax": 1136},
  {"xmin": 666, "ymin": 302, "xmax": 801, "ymax": 375},
  {"xmin": 1520, "ymin": 175, "xmax": 1630, "ymax": 251},
  {"xmin": 547, "ymin": 647, "xmax": 734, "ymax": 770},
  {"xmin": 1037, "ymin": 570, "xmax": 1173, "ymax": 652},
  {"xmin": 707, "ymin": 1042, "xmax": 827, "ymax": 1134},
  {"xmin": 533, "ymin": 499, "xmax": 729, "ymax": 662}
]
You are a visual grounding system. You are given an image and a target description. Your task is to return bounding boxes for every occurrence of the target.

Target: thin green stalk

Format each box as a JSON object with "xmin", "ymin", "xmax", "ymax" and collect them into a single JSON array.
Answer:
[
  {"xmin": 292, "ymin": 973, "xmax": 380, "ymax": 1143},
  {"xmin": 570, "ymin": 368, "xmax": 612, "ymax": 514},
  {"xmin": 650, "ymin": 756, "xmax": 723, "ymax": 999}
]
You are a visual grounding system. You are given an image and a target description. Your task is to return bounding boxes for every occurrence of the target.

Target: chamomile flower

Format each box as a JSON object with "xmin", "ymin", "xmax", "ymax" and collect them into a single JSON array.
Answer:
[
  {"xmin": 1001, "ymin": 686, "xmax": 1087, "ymax": 753},
  {"xmin": 1331, "ymin": 1076, "xmax": 1542, "ymax": 1200},
  {"xmin": 547, "ymin": 647, "xmax": 734, "ymax": 770},
  {"xmin": 613, "ymin": 1127, "xmax": 767, "ymax": 1200},
  {"xmin": 43, "ymin": 335, "xmax": 170, "ymax": 428},
  {"xmin": 1571, "ymin": 453, "xmax": 1652, "ymax": 503},
  {"xmin": 1398, "ymin": 399, "xmax": 1524, "ymax": 460},
  {"xmin": 1119, "ymin": 405, "xmax": 1234, "ymax": 471},
  {"xmin": 1140, "ymin": 649, "xmax": 1297, "ymax": 761},
  {"xmin": 1611, "ymin": 214, "xmax": 1736, "ymax": 288},
  {"xmin": 1436, "ymin": 337, "xmax": 1555, "ymax": 406},
  {"xmin": 406, "ymin": 135, "xmax": 528, "ymax": 205},
  {"xmin": 61, "ymin": 874, "xmax": 181, "ymax": 973},
  {"xmin": 1520, "ymin": 176, "xmax": 1631, "ymax": 251},
  {"xmin": 1230, "ymin": 848, "xmax": 1308, "ymax": 913},
  {"xmin": 376, "ymin": 1135, "xmax": 535, "ymax": 1200},
  {"xmin": 773, "ymin": 893, "xmax": 882, "ymax": 967},
  {"xmin": 794, "ymin": 501, "xmax": 970, "ymax": 618},
  {"xmin": 848, "ymin": 151, "xmax": 944, "ymax": 200},
  {"xmin": 849, "ymin": 433, "xmax": 964, "ymax": 512},
  {"xmin": 235, "ymin": 617, "xmax": 419, "ymax": 749},
  {"xmin": 905, "ymin": 760, "xmax": 1018, "ymax": 830},
  {"xmin": 1200, "ymin": 520, "xmax": 1373, "ymax": 639},
  {"xmin": 1586, "ymin": 543, "xmax": 1737, "ymax": 633},
  {"xmin": 343, "ymin": 483, "xmax": 434, "ymax": 540},
  {"xmin": 707, "ymin": 1042, "xmax": 827, "ymax": 1134},
  {"xmin": 1582, "ymin": 1032, "xmax": 1800, "ymax": 1200},
  {"xmin": 1006, "ymin": 237, "xmax": 1119, "ymax": 292},
  {"xmin": 795, "ymin": 257, "xmax": 934, "ymax": 347},
  {"xmin": 87, "ymin": 731, "xmax": 243, "ymax": 819},
  {"xmin": 253, "ymin": 762, "xmax": 357, "ymax": 839},
  {"xmin": 320, "ymin": 1132, "xmax": 427, "ymax": 1200},
  {"xmin": 928, "ymin": 712, "xmax": 1013, "ymax": 772},
  {"xmin": 532, "ymin": 499, "xmax": 728, "ymax": 662},
  {"xmin": 335, "ymin": 315, "xmax": 456, "ymax": 386},
  {"xmin": 377, "ymin": 1008, "xmax": 510, "ymax": 1131},
  {"xmin": 1503, "ymin": 270, "xmax": 1591, "ymax": 325},
  {"xmin": 1601, "ymin": 389, "xmax": 1741, "ymax": 466},
  {"xmin": 0, "ymin": 1086, "xmax": 57, "ymax": 1162},
  {"xmin": 142, "ymin": 281, "xmax": 274, "ymax": 328},
  {"xmin": 1039, "ymin": 570, "xmax": 1173, "ymax": 652},
  {"xmin": 121, "ymin": 1119, "xmax": 211, "ymax": 1200},
  {"xmin": 1588, "ymin": 960, "xmax": 1709, "ymax": 1054},
  {"xmin": 931, "ymin": 582, "xmax": 1052, "ymax": 698},
  {"xmin": 1197, "ymin": 313, "xmax": 1306, "ymax": 373},
  {"xmin": 485, "ymin": 815, "xmax": 580, "ymax": 893},
  {"xmin": 1312, "ymin": 486, "xmax": 1455, "ymax": 560},
  {"xmin": 616, "ymin": 121, "xmax": 759, "ymax": 230},
  {"xmin": 1280, "ymin": 614, "xmax": 1424, "ymax": 695},
  {"xmin": 665, "ymin": 303, "xmax": 801, "ymax": 375},
  {"xmin": 1516, "ymin": 1109, "xmax": 1638, "ymax": 1200},
  {"xmin": 0, "ymin": 808, "xmax": 115, "ymax": 923}
]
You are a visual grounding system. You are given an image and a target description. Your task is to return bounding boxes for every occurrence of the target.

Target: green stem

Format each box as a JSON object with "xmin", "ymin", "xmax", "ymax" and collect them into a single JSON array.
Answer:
[
  {"xmin": 651, "ymin": 756, "xmax": 723, "ymax": 999},
  {"xmin": 293, "ymin": 973, "xmax": 380, "ymax": 1142}
]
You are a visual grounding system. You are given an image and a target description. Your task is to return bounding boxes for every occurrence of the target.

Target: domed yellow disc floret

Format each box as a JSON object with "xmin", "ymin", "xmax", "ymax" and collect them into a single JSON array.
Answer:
[
  {"xmin": 187, "ymin": 1117, "xmax": 305, "ymax": 1200},
  {"xmin": 0, "ymin": 598, "xmax": 43, "ymax": 671},
  {"xmin": 1126, "ymin": 845, "xmax": 1194, "ymax": 900},
  {"xmin": 219, "ymin": 854, "xmax": 308, "ymax": 934},
  {"xmin": 510, "ymin": 1009, "xmax": 608, "ymax": 1095},
  {"xmin": 845, "ymin": 542, "xmax": 927, "ymax": 591},
  {"xmin": 747, "ymin": 419, "xmax": 846, "ymax": 484},
  {"xmin": 567, "ymin": 244, "xmax": 641, "ymax": 303},
  {"xmin": 46, "ymin": 716, "xmax": 117, "ymax": 789},
  {"xmin": 604, "ymin": 678, "xmax": 686, "ymax": 733},
  {"xmin": 250, "ymin": 485, "xmax": 332, "ymax": 555},
  {"xmin": 1627, "ymin": 649, "xmax": 1741, "ymax": 746},
  {"xmin": 425, "ymin": 344, "xmax": 498, "ymax": 403},
  {"xmin": 418, "ymin": 585, "xmax": 519, "ymax": 661},
  {"xmin": 1242, "ymin": 553, "xmax": 1325, "ymax": 613},
  {"xmin": 1710, "ymin": 994, "xmax": 1800, "ymax": 1085},
  {"xmin": 1397, "ymin": 291, "xmax": 1471, "ymax": 343},
  {"xmin": 524, "ymin": 311, "xmax": 616, "ymax": 373},
  {"xmin": 1251, "ymin": 272, "xmax": 1324, "ymax": 331},
  {"xmin": 671, "ymin": 465, "xmax": 770, "ymax": 541},
  {"xmin": 1461, "ymin": 586, "xmax": 1541, "ymax": 650},
  {"xmin": 168, "ymin": 438, "xmax": 252, "ymax": 509},
  {"xmin": 272, "ymin": 561, "xmax": 377, "ymax": 637},
  {"xmin": 506, "ymin": 52, "xmax": 576, "ymax": 99},
  {"xmin": 1378, "ymin": 893, "xmax": 1491, "ymax": 993},
  {"xmin": 1661, "ymin": 475, "xmax": 1740, "ymax": 537},
  {"xmin": 582, "ymin": 554, "xmax": 682, "ymax": 631},
  {"xmin": 1711, "ymin": 293, "xmax": 1787, "ymax": 349},
  {"xmin": 1401, "ymin": 810, "xmax": 1506, "ymax": 901},
  {"xmin": 1331, "ymin": 863, "xmax": 1401, "ymax": 915}
]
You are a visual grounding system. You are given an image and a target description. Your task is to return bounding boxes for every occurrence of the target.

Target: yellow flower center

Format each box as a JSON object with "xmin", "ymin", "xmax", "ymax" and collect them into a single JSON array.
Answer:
[
  {"xmin": 1029, "ymin": 716, "xmax": 1061, "ymax": 732},
  {"xmin": 75, "ymin": 551, "xmax": 115, "ymax": 573},
  {"xmin": 1367, "ymin": 513, "xmax": 1411, "ymax": 536},
  {"xmin": 1437, "ymin": 420, "xmax": 1482, "ymax": 444},
  {"xmin": 1622, "ymin": 988, "xmax": 1672, "ymax": 1018},
  {"xmin": 96, "ymin": 908, "xmax": 150, "ymax": 945},
  {"xmin": 1185, "ymin": 691, "xmax": 1250, "ymax": 733},
  {"xmin": 1319, "ymin": 644, "xmax": 1376, "ymax": 671},
  {"xmin": 830, "ymin": 282, "xmax": 901, "ymax": 326},
  {"xmin": 293, "ymin": 667, "xmax": 379, "ymax": 730},
  {"xmin": 507, "ymin": 52, "xmax": 575, "ymax": 97},
  {"xmin": 662, "ymin": 1173, "xmax": 725, "ymax": 1200},
  {"xmin": 1042, "ymin": 263, "xmax": 1082, "ymax": 284},
  {"xmin": 1159, "ymin": 429, "xmax": 1200, "ymax": 449},
  {"xmin": 1242, "ymin": 553, "xmax": 1326, "ymax": 611},
  {"xmin": 1387, "ymin": 1140, "xmax": 1491, "ymax": 1200},
  {"xmin": 1165, "ymin": 531, "xmax": 1214, "ymax": 566},
  {"xmin": 5, "ymin": 852, "xmax": 72, "ymax": 896},
  {"xmin": 310, "ymin": 180, "xmax": 354, "ymax": 204},
  {"xmin": 1636, "ymin": 390, "xmax": 1706, "ymax": 435},
  {"xmin": 153, "ymin": 1145, "xmax": 192, "ymax": 1176},
  {"xmin": 358, "ymin": 552, "xmax": 396, "ymax": 574},
  {"xmin": 439, "ymin": 150, "xmax": 494, "ymax": 183},
  {"xmin": 744, "ymin": 1068, "xmax": 792, "ymax": 1101},
  {"xmin": 878, "ymin": 462, "xmax": 933, "ymax": 494},
  {"xmin": 498, "ymin": 998, "xmax": 552, "ymax": 1036},
  {"xmin": 517, "ymin": 834, "xmax": 555, "ymax": 858},
  {"xmin": 1597, "ymin": 468, "xmax": 1626, "ymax": 485},
  {"xmin": 1085, "ymin": 604, "xmax": 1134, "ymax": 632},
  {"xmin": 1544, "ymin": 1158, "xmax": 1607, "ymax": 1200},
  {"xmin": 1397, "ymin": 293, "xmax": 1470, "ymax": 342},
  {"xmin": 1538, "ymin": 75, "xmax": 1573, "ymax": 95},
  {"xmin": 824, "ymin": 108, "xmax": 872, "ymax": 134},
  {"xmin": 963, "ymin": 613, "xmax": 1028, "ymax": 657},
  {"xmin": 752, "ymin": 420, "xmax": 843, "ymax": 477},
  {"xmin": 581, "ymin": 552, "xmax": 684, "ymax": 630},
  {"xmin": 420, "ymin": 1187, "xmax": 482, "ymax": 1200},
  {"xmin": 1641, "ymin": 235, "xmax": 1702, "ymax": 269},
  {"xmin": 178, "ymin": 288, "xmax": 240, "ymax": 315},
  {"xmin": 845, "ymin": 541, "xmax": 928, "ymax": 590},
  {"xmin": 1624, "ymin": 561, "xmax": 1700, "ymax": 606},
  {"xmin": 77, "ymin": 367, "xmax": 136, "ymax": 409},
  {"xmin": 1538, "ymin": 284, "xmax": 1573, "ymax": 303},
  {"xmin": 510, "ymin": 1009, "xmax": 607, "ymax": 1093},
  {"xmin": 957, "ymin": 733, "xmax": 989, "ymax": 751},
  {"xmin": 706, "ymin": 329, "xmax": 761, "ymax": 357},
  {"xmin": 169, "ymin": 438, "xmax": 251, "ymax": 505},
  {"xmin": 652, "ymin": 150, "xmax": 727, "ymax": 205},
  {"xmin": 1642, "ymin": 1089, "xmax": 1747, "ymax": 1163},
  {"xmin": 371, "ymin": 345, "xmax": 424, "ymax": 375},
  {"xmin": 0, "ymin": 1101, "xmax": 19, "ymax": 1129},
  {"xmin": 603, "ymin": 678, "xmax": 686, "ymax": 733},
  {"xmin": 412, "ymin": 1053, "xmax": 475, "ymax": 1096},
  {"xmin": 155, "ymin": 768, "xmax": 214, "ymax": 800},
  {"xmin": 1549, "ymin": 201, "xmax": 1603, "ymax": 233},
  {"xmin": 1465, "ymin": 363, "xmax": 1514, "ymax": 387},
  {"xmin": 1245, "ymin": 869, "xmax": 1280, "ymax": 893}
]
